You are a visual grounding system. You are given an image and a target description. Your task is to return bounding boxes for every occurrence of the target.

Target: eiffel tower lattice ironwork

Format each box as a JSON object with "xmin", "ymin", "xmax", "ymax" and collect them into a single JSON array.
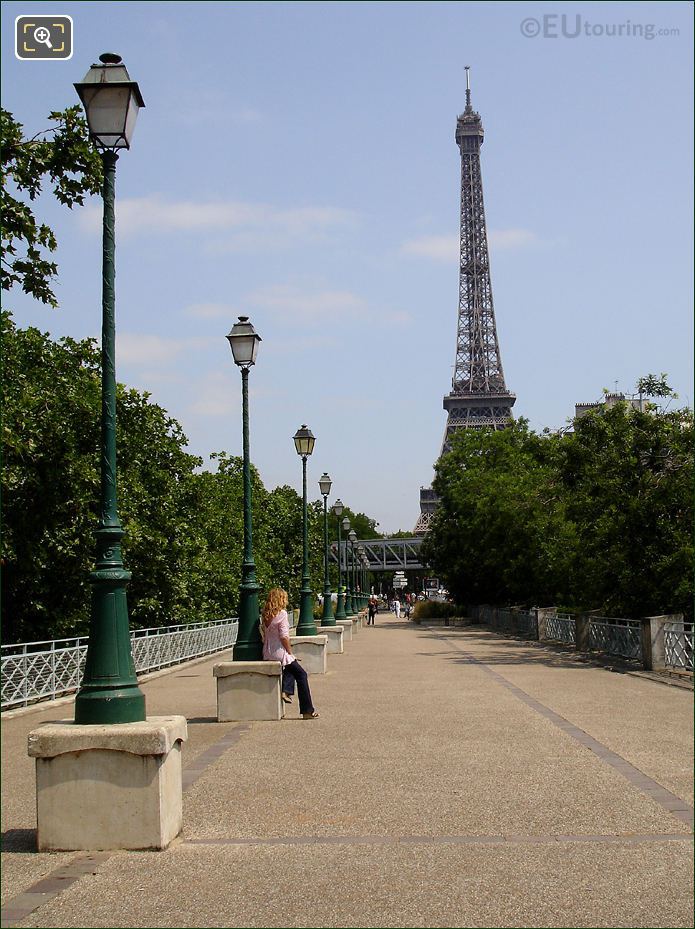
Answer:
[{"xmin": 415, "ymin": 68, "xmax": 516, "ymax": 534}]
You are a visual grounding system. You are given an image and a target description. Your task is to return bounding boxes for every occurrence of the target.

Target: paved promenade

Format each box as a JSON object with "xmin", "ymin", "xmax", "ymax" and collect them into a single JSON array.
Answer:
[{"xmin": 1, "ymin": 615, "xmax": 693, "ymax": 928}]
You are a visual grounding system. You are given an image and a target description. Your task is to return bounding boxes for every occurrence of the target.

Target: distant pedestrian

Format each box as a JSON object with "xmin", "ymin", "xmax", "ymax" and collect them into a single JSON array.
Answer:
[
  {"xmin": 394, "ymin": 596, "xmax": 401, "ymax": 619},
  {"xmin": 368, "ymin": 596, "xmax": 377, "ymax": 625},
  {"xmin": 261, "ymin": 587, "xmax": 319, "ymax": 719},
  {"xmin": 404, "ymin": 599, "xmax": 412, "ymax": 620}
]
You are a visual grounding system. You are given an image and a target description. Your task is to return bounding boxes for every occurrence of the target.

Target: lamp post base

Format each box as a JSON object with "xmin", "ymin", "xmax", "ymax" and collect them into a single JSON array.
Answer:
[
  {"xmin": 321, "ymin": 591, "xmax": 336, "ymax": 626},
  {"xmin": 296, "ymin": 587, "xmax": 317, "ymax": 637},
  {"xmin": 74, "ymin": 687, "xmax": 146, "ymax": 725},
  {"xmin": 233, "ymin": 582, "xmax": 262, "ymax": 662},
  {"xmin": 74, "ymin": 565, "xmax": 146, "ymax": 725}
]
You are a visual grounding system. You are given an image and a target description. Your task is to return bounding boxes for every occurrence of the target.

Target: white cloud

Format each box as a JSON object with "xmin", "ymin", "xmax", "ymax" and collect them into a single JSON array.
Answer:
[
  {"xmin": 489, "ymin": 228, "xmax": 538, "ymax": 249},
  {"xmin": 79, "ymin": 197, "xmax": 357, "ymax": 244},
  {"xmin": 247, "ymin": 284, "xmax": 366, "ymax": 320},
  {"xmin": 183, "ymin": 303, "xmax": 239, "ymax": 320},
  {"xmin": 401, "ymin": 228, "xmax": 538, "ymax": 262},
  {"xmin": 263, "ymin": 334, "xmax": 338, "ymax": 356},
  {"xmin": 382, "ymin": 309, "xmax": 413, "ymax": 325},
  {"xmin": 185, "ymin": 371, "xmax": 237, "ymax": 417},
  {"xmin": 187, "ymin": 395, "xmax": 237, "ymax": 417},
  {"xmin": 117, "ymin": 333, "xmax": 212, "ymax": 365},
  {"xmin": 401, "ymin": 235, "xmax": 458, "ymax": 262},
  {"xmin": 174, "ymin": 87, "xmax": 263, "ymax": 127}
]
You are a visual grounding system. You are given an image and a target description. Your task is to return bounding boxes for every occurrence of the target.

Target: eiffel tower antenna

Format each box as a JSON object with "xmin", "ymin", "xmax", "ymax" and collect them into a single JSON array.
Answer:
[{"xmin": 414, "ymin": 73, "xmax": 516, "ymax": 534}]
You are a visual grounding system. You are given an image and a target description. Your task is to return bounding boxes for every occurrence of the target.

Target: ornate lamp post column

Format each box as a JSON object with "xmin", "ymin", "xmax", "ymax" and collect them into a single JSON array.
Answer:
[
  {"xmin": 318, "ymin": 473, "xmax": 336, "ymax": 626},
  {"xmin": 348, "ymin": 529, "xmax": 358, "ymax": 612},
  {"xmin": 342, "ymin": 517, "xmax": 354, "ymax": 615},
  {"xmin": 358, "ymin": 548, "xmax": 367, "ymax": 608},
  {"xmin": 73, "ymin": 54, "xmax": 146, "ymax": 725},
  {"xmin": 333, "ymin": 500, "xmax": 346, "ymax": 620},
  {"xmin": 227, "ymin": 316, "xmax": 262, "ymax": 660},
  {"xmin": 294, "ymin": 425, "xmax": 317, "ymax": 636}
]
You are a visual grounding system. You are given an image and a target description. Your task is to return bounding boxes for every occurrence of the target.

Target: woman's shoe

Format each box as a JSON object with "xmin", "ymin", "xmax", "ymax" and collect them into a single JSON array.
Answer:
[
  {"xmin": 302, "ymin": 711, "xmax": 320, "ymax": 719},
  {"xmin": 281, "ymin": 693, "xmax": 293, "ymax": 704}
]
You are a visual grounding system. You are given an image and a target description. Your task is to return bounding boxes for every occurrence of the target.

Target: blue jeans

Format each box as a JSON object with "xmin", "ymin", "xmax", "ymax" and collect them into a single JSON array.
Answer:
[{"xmin": 282, "ymin": 660, "xmax": 315, "ymax": 715}]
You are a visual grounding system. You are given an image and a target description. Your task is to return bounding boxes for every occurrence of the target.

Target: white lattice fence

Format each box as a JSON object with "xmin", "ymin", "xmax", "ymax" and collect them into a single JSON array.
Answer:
[
  {"xmin": 545, "ymin": 613, "xmax": 576, "ymax": 645},
  {"xmin": 514, "ymin": 610, "xmax": 538, "ymax": 637},
  {"xmin": 589, "ymin": 617, "xmax": 642, "ymax": 662},
  {"xmin": 664, "ymin": 621, "xmax": 694, "ymax": 672},
  {"xmin": 2, "ymin": 619, "xmax": 238, "ymax": 710}
]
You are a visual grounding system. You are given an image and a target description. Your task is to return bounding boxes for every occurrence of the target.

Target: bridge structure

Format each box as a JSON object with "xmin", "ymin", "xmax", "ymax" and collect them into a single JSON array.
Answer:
[{"xmin": 330, "ymin": 537, "xmax": 425, "ymax": 571}]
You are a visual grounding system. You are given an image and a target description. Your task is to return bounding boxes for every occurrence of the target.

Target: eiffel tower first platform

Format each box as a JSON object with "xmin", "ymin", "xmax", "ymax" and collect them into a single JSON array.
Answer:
[{"xmin": 415, "ymin": 68, "xmax": 516, "ymax": 534}]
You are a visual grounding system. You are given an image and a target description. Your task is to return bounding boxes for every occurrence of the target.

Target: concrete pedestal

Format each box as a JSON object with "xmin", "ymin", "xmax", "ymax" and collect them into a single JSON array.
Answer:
[
  {"xmin": 316, "ymin": 625, "xmax": 344, "ymax": 654},
  {"xmin": 641, "ymin": 614, "xmax": 682, "ymax": 671},
  {"xmin": 289, "ymin": 635, "xmax": 328, "ymax": 674},
  {"xmin": 351, "ymin": 616, "xmax": 361, "ymax": 634},
  {"xmin": 214, "ymin": 660, "xmax": 282, "ymax": 721},
  {"xmin": 535, "ymin": 607, "xmax": 558, "ymax": 642},
  {"xmin": 334, "ymin": 619, "xmax": 353, "ymax": 642},
  {"xmin": 28, "ymin": 716, "xmax": 187, "ymax": 852}
]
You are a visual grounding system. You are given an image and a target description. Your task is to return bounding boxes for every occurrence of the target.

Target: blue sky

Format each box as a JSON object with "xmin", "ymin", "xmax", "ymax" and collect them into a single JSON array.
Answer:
[{"xmin": 2, "ymin": 1, "xmax": 693, "ymax": 532}]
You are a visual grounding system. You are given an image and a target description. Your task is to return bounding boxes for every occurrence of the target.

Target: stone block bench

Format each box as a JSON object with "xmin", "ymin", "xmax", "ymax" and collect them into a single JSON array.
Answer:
[
  {"xmin": 289, "ymin": 635, "xmax": 328, "ymax": 673},
  {"xmin": 28, "ymin": 716, "xmax": 187, "ymax": 851},
  {"xmin": 315, "ymin": 624, "xmax": 344, "ymax": 654},
  {"xmin": 213, "ymin": 661, "xmax": 282, "ymax": 721},
  {"xmin": 334, "ymin": 619, "xmax": 353, "ymax": 642}
]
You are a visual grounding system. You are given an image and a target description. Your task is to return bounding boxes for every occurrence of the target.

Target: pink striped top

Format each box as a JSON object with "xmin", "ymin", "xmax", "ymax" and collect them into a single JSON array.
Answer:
[{"xmin": 262, "ymin": 610, "xmax": 295, "ymax": 667}]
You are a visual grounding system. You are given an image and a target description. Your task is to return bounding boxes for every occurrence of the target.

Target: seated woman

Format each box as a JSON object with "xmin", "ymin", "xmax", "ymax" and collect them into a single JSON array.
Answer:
[{"xmin": 261, "ymin": 587, "xmax": 319, "ymax": 719}]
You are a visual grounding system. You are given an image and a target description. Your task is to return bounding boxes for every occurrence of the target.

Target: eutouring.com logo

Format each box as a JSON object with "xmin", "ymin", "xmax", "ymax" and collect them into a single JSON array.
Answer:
[{"xmin": 520, "ymin": 14, "xmax": 680, "ymax": 40}]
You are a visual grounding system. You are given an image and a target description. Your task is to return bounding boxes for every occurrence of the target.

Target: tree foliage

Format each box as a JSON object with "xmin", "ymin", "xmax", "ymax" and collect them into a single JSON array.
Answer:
[
  {"xmin": 421, "ymin": 393, "xmax": 693, "ymax": 619},
  {"xmin": 1, "ymin": 106, "xmax": 102, "ymax": 307},
  {"xmin": 1, "ymin": 315, "xmax": 364, "ymax": 642}
]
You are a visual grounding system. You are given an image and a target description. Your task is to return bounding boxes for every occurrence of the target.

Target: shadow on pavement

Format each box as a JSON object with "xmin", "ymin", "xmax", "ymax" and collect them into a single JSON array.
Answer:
[
  {"xmin": 411, "ymin": 627, "xmax": 642, "ymax": 673},
  {"xmin": 1, "ymin": 829, "xmax": 36, "ymax": 853}
]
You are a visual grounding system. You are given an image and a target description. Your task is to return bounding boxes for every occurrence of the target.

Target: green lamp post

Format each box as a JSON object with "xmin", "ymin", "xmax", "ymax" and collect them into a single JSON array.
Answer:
[
  {"xmin": 333, "ymin": 500, "xmax": 346, "ymax": 620},
  {"xmin": 227, "ymin": 316, "xmax": 263, "ymax": 660},
  {"xmin": 359, "ymin": 547, "xmax": 367, "ymax": 608},
  {"xmin": 348, "ymin": 529, "xmax": 358, "ymax": 612},
  {"xmin": 318, "ymin": 473, "xmax": 336, "ymax": 626},
  {"xmin": 342, "ymin": 517, "xmax": 354, "ymax": 615},
  {"xmin": 357, "ymin": 541, "xmax": 364, "ymax": 610},
  {"xmin": 73, "ymin": 53, "xmax": 146, "ymax": 725},
  {"xmin": 294, "ymin": 425, "xmax": 317, "ymax": 636}
]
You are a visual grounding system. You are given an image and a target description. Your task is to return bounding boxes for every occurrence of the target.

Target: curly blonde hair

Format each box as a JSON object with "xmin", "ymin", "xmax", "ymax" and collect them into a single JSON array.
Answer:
[{"xmin": 261, "ymin": 588, "xmax": 289, "ymax": 626}]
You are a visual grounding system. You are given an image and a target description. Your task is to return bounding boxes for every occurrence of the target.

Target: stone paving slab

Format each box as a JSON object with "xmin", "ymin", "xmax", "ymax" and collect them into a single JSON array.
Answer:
[
  {"xmin": 2, "ymin": 619, "xmax": 693, "ymax": 928},
  {"xmin": 451, "ymin": 629, "xmax": 694, "ymax": 804},
  {"xmin": 16, "ymin": 840, "xmax": 694, "ymax": 928}
]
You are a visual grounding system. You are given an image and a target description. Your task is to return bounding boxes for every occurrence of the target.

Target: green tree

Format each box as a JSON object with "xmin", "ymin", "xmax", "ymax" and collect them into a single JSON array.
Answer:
[
  {"xmin": 421, "ymin": 395, "xmax": 693, "ymax": 620},
  {"xmin": 2, "ymin": 315, "xmax": 384, "ymax": 641},
  {"xmin": 1, "ymin": 106, "xmax": 102, "ymax": 307},
  {"xmin": 421, "ymin": 421, "xmax": 573, "ymax": 607},
  {"xmin": 559, "ymin": 400, "xmax": 693, "ymax": 617},
  {"xmin": 2, "ymin": 314, "xmax": 207, "ymax": 639},
  {"xmin": 1, "ymin": 312, "xmax": 100, "ymax": 640}
]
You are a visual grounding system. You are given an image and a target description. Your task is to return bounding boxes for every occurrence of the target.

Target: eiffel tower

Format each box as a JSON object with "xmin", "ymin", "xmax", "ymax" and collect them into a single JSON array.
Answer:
[{"xmin": 415, "ymin": 68, "xmax": 516, "ymax": 534}]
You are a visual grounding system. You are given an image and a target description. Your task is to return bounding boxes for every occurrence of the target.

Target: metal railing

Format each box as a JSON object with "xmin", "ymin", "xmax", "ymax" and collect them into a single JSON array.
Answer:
[
  {"xmin": 1, "ymin": 618, "xmax": 238, "ymax": 711},
  {"xmin": 664, "ymin": 621, "xmax": 694, "ymax": 672},
  {"xmin": 472, "ymin": 604, "xmax": 692, "ymax": 676},
  {"xmin": 496, "ymin": 609, "xmax": 513, "ymax": 632},
  {"xmin": 545, "ymin": 613, "xmax": 576, "ymax": 645},
  {"xmin": 588, "ymin": 616, "xmax": 642, "ymax": 662},
  {"xmin": 514, "ymin": 610, "xmax": 538, "ymax": 638}
]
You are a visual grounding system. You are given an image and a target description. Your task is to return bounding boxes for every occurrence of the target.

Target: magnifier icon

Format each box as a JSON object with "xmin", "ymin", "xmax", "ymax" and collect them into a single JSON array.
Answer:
[{"xmin": 33, "ymin": 26, "xmax": 53, "ymax": 49}]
